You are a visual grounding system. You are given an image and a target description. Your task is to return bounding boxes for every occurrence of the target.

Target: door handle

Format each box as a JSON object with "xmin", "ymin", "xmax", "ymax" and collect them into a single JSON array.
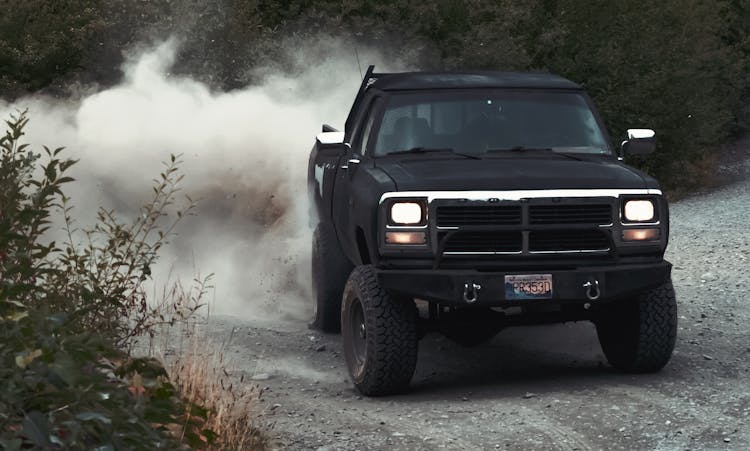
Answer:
[{"xmin": 341, "ymin": 158, "xmax": 360, "ymax": 170}]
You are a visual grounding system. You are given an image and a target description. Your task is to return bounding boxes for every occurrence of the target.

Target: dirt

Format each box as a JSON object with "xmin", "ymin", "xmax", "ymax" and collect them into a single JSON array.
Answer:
[{"xmin": 203, "ymin": 173, "xmax": 750, "ymax": 450}]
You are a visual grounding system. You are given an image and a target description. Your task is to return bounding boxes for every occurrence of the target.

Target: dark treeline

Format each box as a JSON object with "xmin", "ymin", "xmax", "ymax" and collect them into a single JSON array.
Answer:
[{"xmin": 1, "ymin": 0, "xmax": 749, "ymax": 192}]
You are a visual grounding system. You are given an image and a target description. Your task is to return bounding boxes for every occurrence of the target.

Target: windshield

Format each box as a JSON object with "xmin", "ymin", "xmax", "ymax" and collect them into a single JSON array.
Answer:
[{"xmin": 372, "ymin": 90, "xmax": 611, "ymax": 156}]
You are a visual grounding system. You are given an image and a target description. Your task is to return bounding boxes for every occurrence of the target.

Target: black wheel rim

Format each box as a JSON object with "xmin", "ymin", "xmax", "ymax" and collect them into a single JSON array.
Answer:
[{"xmin": 349, "ymin": 297, "xmax": 367, "ymax": 371}]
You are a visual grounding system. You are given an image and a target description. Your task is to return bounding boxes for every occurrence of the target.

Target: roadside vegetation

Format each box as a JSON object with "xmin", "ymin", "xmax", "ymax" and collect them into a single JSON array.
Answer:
[
  {"xmin": 0, "ymin": 113, "xmax": 267, "ymax": 449},
  {"xmin": 1, "ymin": 1, "xmax": 750, "ymax": 193}
]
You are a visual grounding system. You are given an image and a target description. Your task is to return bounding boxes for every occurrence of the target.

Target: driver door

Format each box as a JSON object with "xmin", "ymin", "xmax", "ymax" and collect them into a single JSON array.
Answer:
[{"xmin": 332, "ymin": 96, "xmax": 381, "ymax": 262}]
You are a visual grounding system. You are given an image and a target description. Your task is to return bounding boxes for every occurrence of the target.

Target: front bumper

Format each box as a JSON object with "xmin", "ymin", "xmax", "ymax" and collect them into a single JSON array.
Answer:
[{"xmin": 377, "ymin": 261, "xmax": 672, "ymax": 306}]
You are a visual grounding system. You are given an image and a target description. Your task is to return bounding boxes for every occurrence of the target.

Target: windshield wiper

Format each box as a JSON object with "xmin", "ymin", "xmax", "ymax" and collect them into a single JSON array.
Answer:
[
  {"xmin": 386, "ymin": 147, "xmax": 481, "ymax": 160},
  {"xmin": 485, "ymin": 146, "xmax": 583, "ymax": 161}
]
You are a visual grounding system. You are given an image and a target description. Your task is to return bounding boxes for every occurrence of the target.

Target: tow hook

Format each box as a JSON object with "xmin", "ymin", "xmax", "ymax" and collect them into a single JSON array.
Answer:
[
  {"xmin": 583, "ymin": 279, "xmax": 601, "ymax": 301},
  {"xmin": 463, "ymin": 282, "xmax": 482, "ymax": 304}
]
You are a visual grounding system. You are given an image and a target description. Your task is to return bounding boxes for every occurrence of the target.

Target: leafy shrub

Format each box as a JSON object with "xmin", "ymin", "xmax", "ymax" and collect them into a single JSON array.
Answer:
[
  {"xmin": 0, "ymin": 111, "xmax": 202, "ymax": 348},
  {"xmin": 0, "ymin": 112, "xmax": 226, "ymax": 448},
  {"xmin": 0, "ymin": 306, "xmax": 184, "ymax": 449}
]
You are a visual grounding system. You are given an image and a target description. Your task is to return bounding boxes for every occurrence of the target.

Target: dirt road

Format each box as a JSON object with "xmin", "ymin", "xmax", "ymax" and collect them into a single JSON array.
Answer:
[{"xmin": 207, "ymin": 175, "xmax": 750, "ymax": 450}]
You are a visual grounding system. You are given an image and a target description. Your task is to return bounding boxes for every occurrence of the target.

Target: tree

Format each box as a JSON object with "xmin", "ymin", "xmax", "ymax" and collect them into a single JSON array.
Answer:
[{"xmin": 0, "ymin": 0, "xmax": 104, "ymax": 96}]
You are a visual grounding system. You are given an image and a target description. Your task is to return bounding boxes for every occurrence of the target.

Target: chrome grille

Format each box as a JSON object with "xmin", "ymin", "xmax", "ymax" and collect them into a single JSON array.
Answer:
[
  {"xmin": 440, "ymin": 231, "xmax": 522, "ymax": 254},
  {"xmin": 434, "ymin": 200, "xmax": 614, "ymax": 255},
  {"xmin": 529, "ymin": 230, "xmax": 610, "ymax": 252},
  {"xmin": 436, "ymin": 205, "xmax": 522, "ymax": 227},
  {"xmin": 529, "ymin": 204, "xmax": 612, "ymax": 225}
]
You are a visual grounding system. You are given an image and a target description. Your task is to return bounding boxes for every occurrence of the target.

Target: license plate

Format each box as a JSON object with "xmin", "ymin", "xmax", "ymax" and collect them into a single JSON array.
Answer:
[{"xmin": 504, "ymin": 274, "xmax": 553, "ymax": 300}]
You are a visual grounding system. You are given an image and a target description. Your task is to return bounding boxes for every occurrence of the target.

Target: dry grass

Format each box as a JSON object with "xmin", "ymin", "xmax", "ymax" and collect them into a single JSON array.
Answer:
[
  {"xmin": 139, "ymin": 277, "xmax": 272, "ymax": 450},
  {"xmin": 166, "ymin": 327, "xmax": 272, "ymax": 450},
  {"xmin": 129, "ymin": 268, "xmax": 274, "ymax": 450}
]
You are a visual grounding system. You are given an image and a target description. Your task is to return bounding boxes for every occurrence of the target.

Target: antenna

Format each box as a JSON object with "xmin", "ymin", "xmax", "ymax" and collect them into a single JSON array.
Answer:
[{"xmin": 354, "ymin": 48, "xmax": 363, "ymax": 78}]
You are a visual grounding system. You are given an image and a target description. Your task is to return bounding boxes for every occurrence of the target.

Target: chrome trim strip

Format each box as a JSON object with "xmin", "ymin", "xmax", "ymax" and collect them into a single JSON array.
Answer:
[
  {"xmin": 385, "ymin": 224, "xmax": 429, "ymax": 230},
  {"xmin": 621, "ymin": 221, "xmax": 661, "ymax": 226},
  {"xmin": 529, "ymin": 249, "xmax": 610, "ymax": 254},
  {"xmin": 380, "ymin": 189, "xmax": 662, "ymax": 204},
  {"xmin": 444, "ymin": 251, "xmax": 524, "ymax": 256},
  {"xmin": 442, "ymin": 249, "xmax": 609, "ymax": 256}
]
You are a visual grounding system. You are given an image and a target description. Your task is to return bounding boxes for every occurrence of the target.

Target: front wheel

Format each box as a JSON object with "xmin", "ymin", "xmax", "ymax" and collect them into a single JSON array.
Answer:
[
  {"xmin": 596, "ymin": 281, "xmax": 677, "ymax": 373},
  {"xmin": 342, "ymin": 265, "xmax": 418, "ymax": 396}
]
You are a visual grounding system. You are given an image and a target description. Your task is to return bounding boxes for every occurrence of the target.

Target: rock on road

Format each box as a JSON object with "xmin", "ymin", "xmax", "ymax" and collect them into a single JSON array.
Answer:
[{"xmin": 207, "ymin": 172, "xmax": 750, "ymax": 450}]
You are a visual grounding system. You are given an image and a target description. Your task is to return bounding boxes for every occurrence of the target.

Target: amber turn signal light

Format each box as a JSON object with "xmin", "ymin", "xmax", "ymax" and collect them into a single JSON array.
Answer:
[
  {"xmin": 385, "ymin": 231, "xmax": 426, "ymax": 245},
  {"xmin": 622, "ymin": 228, "xmax": 660, "ymax": 241}
]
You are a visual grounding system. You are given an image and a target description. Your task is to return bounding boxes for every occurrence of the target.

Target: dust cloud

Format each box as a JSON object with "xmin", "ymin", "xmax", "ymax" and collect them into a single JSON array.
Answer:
[{"xmin": 0, "ymin": 38, "xmax": 401, "ymax": 323}]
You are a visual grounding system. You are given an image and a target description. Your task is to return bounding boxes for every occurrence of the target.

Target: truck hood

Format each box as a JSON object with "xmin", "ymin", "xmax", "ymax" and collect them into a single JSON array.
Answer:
[{"xmin": 375, "ymin": 155, "xmax": 650, "ymax": 191}]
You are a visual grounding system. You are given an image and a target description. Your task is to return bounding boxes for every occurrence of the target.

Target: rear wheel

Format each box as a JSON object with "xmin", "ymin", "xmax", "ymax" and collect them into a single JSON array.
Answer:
[
  {"xmin": 342, "ymin": 265, "xmax": 418, "ymax": 396},
  {"xmin": 596, "ymin": 280, "xmax": 677, "ymax": 372},
  {"xmin": 311, "ymin": 222, "xmax": 352, "ymax": 332}
]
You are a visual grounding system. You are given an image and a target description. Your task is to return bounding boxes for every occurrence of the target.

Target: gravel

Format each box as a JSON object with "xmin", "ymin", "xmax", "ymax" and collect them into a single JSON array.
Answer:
[{"xmin": 206, "ymin": 165, "xmax": 750, "ymax": 450}]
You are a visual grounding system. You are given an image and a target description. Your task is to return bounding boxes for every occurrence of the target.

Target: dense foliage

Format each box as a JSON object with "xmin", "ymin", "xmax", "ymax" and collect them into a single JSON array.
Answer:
[
  {"xmin": 1, "ymin": 308, "xmax": 186, "ymax": 449},
  {"xmin": 1, "ymin": 1, "xmax": 749, "ymax": 188},
  {"xmin": 0, "ymin": 113, "xmax": 217, "ymax": 448},
  {"xmin": 0, "ymin": 0, "xmax": 104, "ymax": 92},
  {"xmin": 0, "ymin": 112, "xmax": 200, "ymax": 348}
]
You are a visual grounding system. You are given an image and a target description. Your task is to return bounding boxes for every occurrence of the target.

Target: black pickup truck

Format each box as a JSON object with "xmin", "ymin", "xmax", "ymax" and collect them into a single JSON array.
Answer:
[{"xmin": 308, "ymin": 66, "xmax": 676, "ymax": 396}]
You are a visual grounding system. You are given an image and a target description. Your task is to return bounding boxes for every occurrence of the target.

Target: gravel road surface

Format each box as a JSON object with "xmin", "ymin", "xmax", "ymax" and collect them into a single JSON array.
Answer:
[{"xmin": 205, "ymin": 165, "xmax": 750, "ymax": 450}]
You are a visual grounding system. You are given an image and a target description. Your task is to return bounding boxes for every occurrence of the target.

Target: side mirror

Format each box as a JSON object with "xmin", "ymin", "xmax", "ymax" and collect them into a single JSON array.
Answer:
[
  {"xmin": 316, "ymin": 131, "xmax": 350, "ymax": 156},
  {"xmin": 621, "ymin": 128, "xmax": 656, "ymax": 157}
]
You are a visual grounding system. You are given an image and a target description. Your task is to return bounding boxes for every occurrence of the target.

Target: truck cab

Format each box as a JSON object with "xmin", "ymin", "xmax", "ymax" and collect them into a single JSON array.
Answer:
[{"xmin": 308, "ymin": 67, "xmax": 676, "ymax": 396}]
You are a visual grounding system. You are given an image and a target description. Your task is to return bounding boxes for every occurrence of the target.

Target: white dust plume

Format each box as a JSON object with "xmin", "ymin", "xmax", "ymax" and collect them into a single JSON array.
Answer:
[{"xmin": 0, "ymin": 38, "xmax": 401, "ymax": 323}]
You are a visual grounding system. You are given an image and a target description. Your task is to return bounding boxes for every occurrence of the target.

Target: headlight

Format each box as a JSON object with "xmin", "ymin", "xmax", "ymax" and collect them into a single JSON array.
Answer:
[
  {"xmin": 390, "ymin": 202, "xmax": 424, "ymax": 225},
  {"xmin": 623, "ymin": 200, "xmax": 655, "ymax": 222}
]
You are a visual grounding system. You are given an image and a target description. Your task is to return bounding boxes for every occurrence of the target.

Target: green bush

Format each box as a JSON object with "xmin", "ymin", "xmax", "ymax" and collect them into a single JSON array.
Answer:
[
  {"xmin": 0, "ymin": 307, "xmax": 183, "ymax": 449},
  {"xmin": 1, "ymin": 112, "xmax": 202, "ymax": 348},
  {"xmin": 0, "ymin": 113, "xmax": 216, "ymax": 448}
]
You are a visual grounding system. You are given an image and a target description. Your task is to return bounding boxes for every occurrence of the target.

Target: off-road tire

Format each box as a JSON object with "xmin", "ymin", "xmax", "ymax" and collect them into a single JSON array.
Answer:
[
  {"xmin": 596, "ymin": 281, "xmax": 677, "ymax": 373},
  {"xmin": 311, "ymin": 222, "xmax": 353, "ymax": 333},
  {"xmin": 342, "ymin": 265, "xmax": 418, "ymax": 396}
]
